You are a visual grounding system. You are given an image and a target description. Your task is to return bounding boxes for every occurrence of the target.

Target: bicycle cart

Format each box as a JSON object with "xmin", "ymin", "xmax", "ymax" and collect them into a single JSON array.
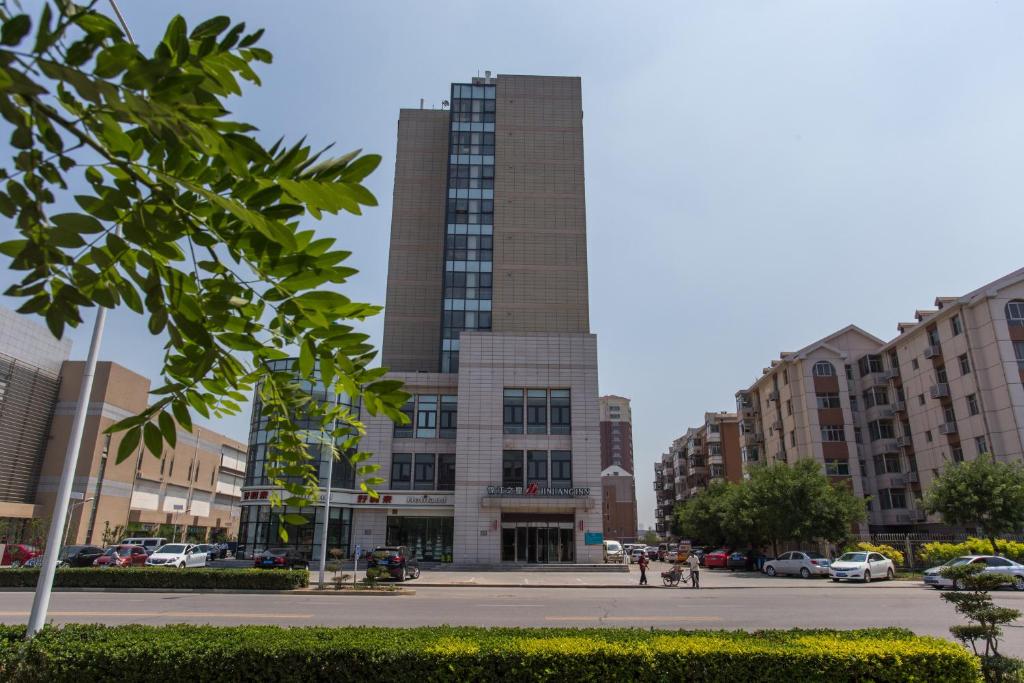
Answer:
[{"xmin": 661, "ymin": 564, "xmax": 691, "ymax": 587}]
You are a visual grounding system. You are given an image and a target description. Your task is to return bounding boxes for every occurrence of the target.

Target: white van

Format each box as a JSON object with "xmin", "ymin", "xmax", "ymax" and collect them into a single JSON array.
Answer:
[
  {"xmin": 120, "ymin": 537, "xmax": 168, "ymax": 555},
  {"xmin": 603, "ymin": 540, "xmax": 624, "ymax": 563}
]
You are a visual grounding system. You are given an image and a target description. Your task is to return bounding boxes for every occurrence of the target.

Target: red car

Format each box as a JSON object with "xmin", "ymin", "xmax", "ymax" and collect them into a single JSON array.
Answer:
[
  {"xmin": 704, "ymin": 548, "xmax": 731, "ymax": 569},
  {"xmin": 93, "ymin": 545, "xmax": 148, "ymax": 567},
  {"xmin": 2, "ymin": 543, "xmax": 41, "ymax": 566}
]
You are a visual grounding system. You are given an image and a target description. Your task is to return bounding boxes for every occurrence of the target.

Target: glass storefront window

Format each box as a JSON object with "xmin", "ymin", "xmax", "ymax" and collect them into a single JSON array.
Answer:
[{"xmin": 386, "ymin": 517, "xmax": 454, "ymax": 562}]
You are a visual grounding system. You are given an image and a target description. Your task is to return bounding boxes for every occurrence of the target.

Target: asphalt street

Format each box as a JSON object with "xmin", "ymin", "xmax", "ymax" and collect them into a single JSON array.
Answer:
[{"xmin": 2, "ymin": 581, "xmax": 1023, "ymax": 656}]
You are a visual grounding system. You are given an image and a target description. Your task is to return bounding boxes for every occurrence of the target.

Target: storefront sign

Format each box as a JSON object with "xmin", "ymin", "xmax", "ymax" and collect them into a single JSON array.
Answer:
[
  {"xmin": 486, "ymin": 484, "xmax": 591, "ymax": 497},
  {"xmin": 403, "ymin": 494, "xmax": 450, "ymax": 505},
  {"xmin": 584, "ymin": 532, "xmax": 604, "ymax": 545}
]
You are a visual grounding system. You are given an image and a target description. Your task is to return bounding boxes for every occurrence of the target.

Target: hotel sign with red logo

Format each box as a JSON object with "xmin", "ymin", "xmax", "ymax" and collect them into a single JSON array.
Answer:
[{"xmin": 486, "ymin": 484, "xmax": 591, "ymax": 497}]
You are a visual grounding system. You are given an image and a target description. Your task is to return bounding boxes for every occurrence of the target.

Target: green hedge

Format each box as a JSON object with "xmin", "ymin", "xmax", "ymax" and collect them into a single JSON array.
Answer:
[
  {"xmin": 920, "ymin": 538, "xmax": 1024, "ymax": 566},
  {"xmin": 0, "ymin": 568, "xmax": 307, "ymax": 590},
  {"xmin": 0, "ymin": 625, "xmax": 978, "ymax": 682}
]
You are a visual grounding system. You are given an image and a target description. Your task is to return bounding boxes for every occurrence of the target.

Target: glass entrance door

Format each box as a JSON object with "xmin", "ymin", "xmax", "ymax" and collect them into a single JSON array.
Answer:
[{"xmin": 500, "ymin": 520, "xmax": 574, "ymax": 564}]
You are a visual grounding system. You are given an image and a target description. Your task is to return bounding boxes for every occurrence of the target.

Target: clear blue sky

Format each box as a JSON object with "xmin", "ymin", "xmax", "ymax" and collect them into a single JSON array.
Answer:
[{"xmin": 4, "ymin": 1, "xmax": 1024, "ymax": 529}]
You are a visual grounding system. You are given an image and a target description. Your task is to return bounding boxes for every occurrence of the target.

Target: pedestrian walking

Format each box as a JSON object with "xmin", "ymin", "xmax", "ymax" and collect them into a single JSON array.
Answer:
[
  {"xmin": 638, "ymin": 553, "xmax": 649, "ymax": 585},
  {"xmin": 688, "ymin": 552, "xmax": 700, "ymax": 589}
]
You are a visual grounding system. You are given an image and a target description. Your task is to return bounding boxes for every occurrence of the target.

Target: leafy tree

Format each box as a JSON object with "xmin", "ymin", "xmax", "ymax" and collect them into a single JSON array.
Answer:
[
  {"xmin": 924, "ymin": 455, "xmax": 1024, "ymax": 556},
  {"xmin": 676, "ymin": 480, "xmax": 731, "ymax": 546},
  {"xmin": 747, "ymin": 459, "xmax": 865, "ymax": 555},
  {"xmin": 0, "ymin": 3, "xmax": 409, "ymax": 537},
  {"xmin": 641, "ymin": 529, "xmax": 659, "ymax": 545},
  {"xmin": 100, "ymin": 522, "xmax": 125, "ymax": 547},
  {"xmin": 939, "ymin": 562, "xmax": 1023, "ymax": 682}
]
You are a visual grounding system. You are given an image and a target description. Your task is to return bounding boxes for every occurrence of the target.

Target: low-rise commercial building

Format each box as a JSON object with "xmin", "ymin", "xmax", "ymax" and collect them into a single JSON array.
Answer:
[{"xmin": 0, "ymin": 306, "xmax": 246, "ymax": 544}]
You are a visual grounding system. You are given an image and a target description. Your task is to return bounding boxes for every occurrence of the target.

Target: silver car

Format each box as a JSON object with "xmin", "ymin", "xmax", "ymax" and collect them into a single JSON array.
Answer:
[
  {"xmin": 923, "ymin": 555, "xmax": 1024, "ymax": 591},
  {"xmin": 763, "ymin": 550, "xmax": 831, "ymax": 578}
]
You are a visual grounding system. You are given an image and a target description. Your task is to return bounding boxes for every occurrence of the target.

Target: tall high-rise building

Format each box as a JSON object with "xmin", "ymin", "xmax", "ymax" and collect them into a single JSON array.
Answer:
[
  {"xmin": 599, "ymin": 396, "xmax": 637, "ymax": 543},
  {"xmin": 239, "ymin": 74, "xmax": 602, "ymax": 565}
]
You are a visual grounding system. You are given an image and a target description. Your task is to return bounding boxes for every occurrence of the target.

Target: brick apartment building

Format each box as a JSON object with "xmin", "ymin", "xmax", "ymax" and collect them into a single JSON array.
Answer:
[{"xmin": 600, "ymin": 396, "xmax": 637, "ymax": 543}]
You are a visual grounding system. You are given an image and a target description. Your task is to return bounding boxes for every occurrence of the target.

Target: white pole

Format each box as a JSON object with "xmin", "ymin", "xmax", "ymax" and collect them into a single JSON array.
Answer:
[
  {"xmin": 27, "ymin": 306, "xmax": 107, "ymax": 636},
  {"xmin": 318, "ymin": 439, "xmax": 333, "ymax": 589},
  {"xmin": 28, "ymin": 0, "xmax": 134, "ymax": 637}
]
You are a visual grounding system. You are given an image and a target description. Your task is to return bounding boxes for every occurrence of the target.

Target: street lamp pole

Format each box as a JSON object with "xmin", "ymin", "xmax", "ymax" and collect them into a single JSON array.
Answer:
[
  {"xmin": 318, "ymin": 438, "xmax": 333, "ymax": 589},
  {"xmin": 61, "ymin": 497, "xmax": 95, "ymax": 550},
  {"xmin": 26, "ymin": 0, "xmax": 135, "ymax": 639}
]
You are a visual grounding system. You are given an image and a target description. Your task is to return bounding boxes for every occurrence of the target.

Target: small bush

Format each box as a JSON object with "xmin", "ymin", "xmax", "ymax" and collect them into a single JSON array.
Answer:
[
  {"xmin": 847, "ymin": 542, "xmax": 905, "ymax": 567},
  {"xmin": 0, "ymin": 625, "xmax": 978, "ymax": 682},
  {"xmin": 0, "ymin": 568, "xmax": 307, "ymax": 591},
  {"xmin": 921, "ymin": 538, "xmax": 1024, "ymax": 567}
]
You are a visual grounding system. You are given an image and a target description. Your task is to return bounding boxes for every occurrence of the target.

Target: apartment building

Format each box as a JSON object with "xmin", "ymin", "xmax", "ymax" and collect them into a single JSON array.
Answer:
[
  {"xmin": 651, "ymin": 413, "xmax": 741, "ymax": 532},
  {"xmin": 599, "ymin": 396, "xmax": 637, "ymax": 543},
  {"xmin": 239, "ymin": 74, "xmax": 603, "ymax": 565},
  {"xmin": 872, "ymin": 268, "xmax": 1024, "ymax": 530},
  {"xmin": 655, "ymin": 267, "xmax": 1024, "ymax": 535}
]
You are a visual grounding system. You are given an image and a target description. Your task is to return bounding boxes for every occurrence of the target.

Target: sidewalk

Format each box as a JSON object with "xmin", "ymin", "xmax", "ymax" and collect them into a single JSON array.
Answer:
[{"xmin": 321, "ymin": 564, "xmax": 918, "ymax": 589}]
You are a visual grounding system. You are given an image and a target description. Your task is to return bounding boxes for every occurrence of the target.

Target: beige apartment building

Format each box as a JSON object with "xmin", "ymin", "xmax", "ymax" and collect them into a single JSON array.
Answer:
[
  {"xmin": 874, "ymin": 268, "xmax": 1024, "ymax": 529},
  {"xmin": 656, "ymin": 267, "xmax": 1024, "ymax": 536}
]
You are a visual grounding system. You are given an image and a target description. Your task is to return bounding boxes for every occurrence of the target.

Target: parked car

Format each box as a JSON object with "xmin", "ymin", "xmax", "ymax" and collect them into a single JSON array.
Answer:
[
  {"xmin": 254, "ymin": 547, "xmax": 309, "ymax": 570},
  {"xmin": 60, "ymin": 544, "xmax": 105, "ymax": 568},
  {"xmin": 629, "ymin": 548, "xmax": 647, "ymax": 564},
  {"xmin": 763, "ymin": 551, "xmax": 831, "ymax": 578},
  {"xmin": 120, "ymin": 537, "xmax": 168, "ymax": 556},
  {"xmin": 192, "ymin": 544, "xmax": 219, "ymax": 562},
  {"xmin": 1, "ymin": 544, "xmax": 41, "ymax": 567},
  {"xmin": 923, "ymin": 555, "xmax": 1024, "ymax": 591},
  {"xmin": 645, "ymin": 546, "xmax": 659, "ymax": 561},
  {"xmin": 726, "ymin": 550, "xmax": 755, "ymax": 571},
  {"xmin": 829, "ymin": 551, "xmax": 895, "ymax": 583},
  {"xmin": 367, "ymin": 546, "xmax": 420, "ymax": 581},
  {"xmin": 704, "ymin": 548, "xmax": 731, "ymax": 569},
  {"xmin": 145, "ymin": 544, "xmax": 207, "ymax": 568},
  {"xmin": 690, "ymin": 548, "xmax": 708, "ymax": 566},
  {"xmin": 603, "ymin": 540, "xmax": 625, "ymax": 563},
  {"xmin": 93, "ymin": 545, "xmax": 148, "ymax": 567}
]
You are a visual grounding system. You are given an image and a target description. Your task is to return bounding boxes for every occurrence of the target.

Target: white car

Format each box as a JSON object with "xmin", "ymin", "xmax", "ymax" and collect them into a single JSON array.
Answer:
[
  {"xmin": 763, "ymin": 550, "xmax": 831, "ymax": 578},
  {"xmin": 829, "ymin": 551, "xmax": 895, "ymax": 583},
  {"xmin": 923, "ymin": 555, "xmax": 1024, "ymax": 591},
  {"xmin": 145, "ymin": 543, "xmax": 207, "ymax": 569},
  {"xmin": 629, "ymin": 548, "xmax": 647, "ymax": 564}
]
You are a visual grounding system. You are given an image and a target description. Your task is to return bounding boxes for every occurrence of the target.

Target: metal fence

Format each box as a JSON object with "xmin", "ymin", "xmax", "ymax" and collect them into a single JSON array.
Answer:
[{"xmin": 848, "ymin": 533, "xmax": 1024, "ymax": 570}]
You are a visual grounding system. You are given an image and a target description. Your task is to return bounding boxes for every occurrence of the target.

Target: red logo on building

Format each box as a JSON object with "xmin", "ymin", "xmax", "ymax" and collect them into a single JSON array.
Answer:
[{"xmin": 525, "ymin": 482, "xmax": 539, "ymax": 496}]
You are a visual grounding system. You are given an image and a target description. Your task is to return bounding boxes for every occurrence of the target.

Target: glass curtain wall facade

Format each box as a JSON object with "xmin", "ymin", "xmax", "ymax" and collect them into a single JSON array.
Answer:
[
  {"xmin": 238, "ymin": 359, "xmax": 359, "ymax": 560},
  {"xmin": 441, "ymin": 82, "xmax": 496, "ymax": 373}
]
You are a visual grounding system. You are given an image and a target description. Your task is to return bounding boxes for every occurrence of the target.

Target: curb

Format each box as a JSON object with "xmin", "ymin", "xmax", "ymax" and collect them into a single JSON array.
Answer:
[{"xmin": 0, "ymin": 587, "xmax": 413, "ymax": 596}]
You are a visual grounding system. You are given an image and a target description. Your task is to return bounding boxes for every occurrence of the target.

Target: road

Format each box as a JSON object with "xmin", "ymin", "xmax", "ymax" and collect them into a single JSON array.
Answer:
[{"xmin": 2, "ymin": 582, "xmax": 1023, "ymax": 655}]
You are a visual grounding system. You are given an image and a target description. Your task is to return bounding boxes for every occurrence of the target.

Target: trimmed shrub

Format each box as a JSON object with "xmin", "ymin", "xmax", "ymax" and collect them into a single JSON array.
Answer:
[
  {"xmin": 921, "ymin": 537, "xmax": 1024, "ymax": 567},
  {"xmin": 0, "ymin": 625, "xmax": 979, "ymax": 682},
  {"xmin": 847, "ymin": 542, "xmax": 906, "ymax": 567},
  {"xmin": 0, "ymin": 568, "xmax": 307, "ymax": 590}
]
